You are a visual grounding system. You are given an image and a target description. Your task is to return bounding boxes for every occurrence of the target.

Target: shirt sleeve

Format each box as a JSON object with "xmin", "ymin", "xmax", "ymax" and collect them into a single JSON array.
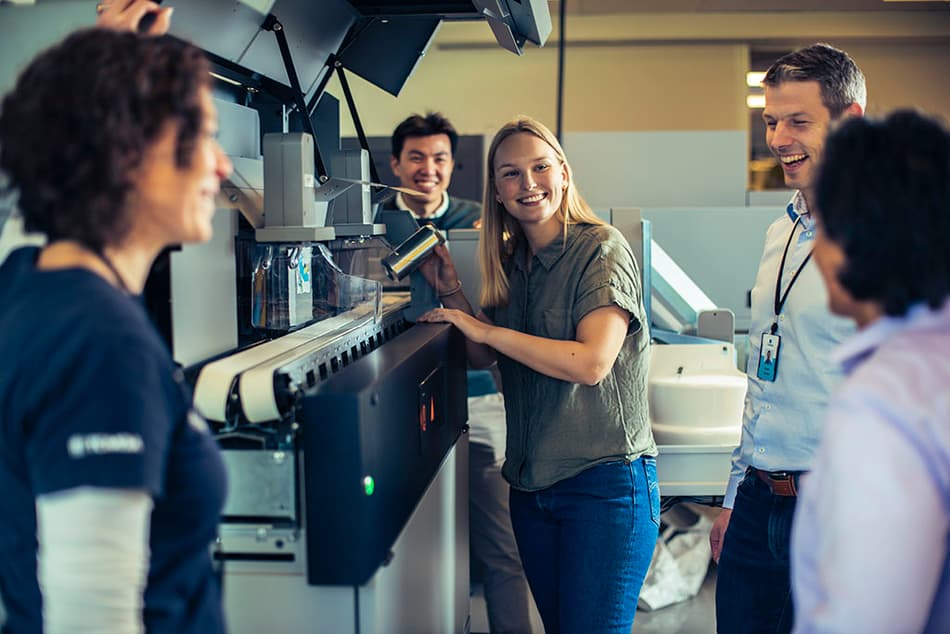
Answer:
[
  {"xmin": 36, "ymin": 487, "xmax": 152, "ymax": 634},
  {"xmin": 572, "ymin": 228, "xmax": 643, "ymax": 328},
  {"xmin": 723, "ymin": 399, "xmax": 754, "ymax": 508},
  {"xmin": 25, "ymin": 330, "xmax": 181, "ymax": 497},
  {"xmin": 791, "ymin": 393, "xmax": 949, "ymax": 634}
]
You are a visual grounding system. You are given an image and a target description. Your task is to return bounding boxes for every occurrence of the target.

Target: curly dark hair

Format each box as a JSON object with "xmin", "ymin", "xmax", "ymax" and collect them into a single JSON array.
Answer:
[
  {"xmin": 390, "ymin": 111, "xmax": 459, "ymax": 159},
  {"xmin": 0, "ymin": 28, "xmax": 210, "ymax": 252},
  {"xmin": 763, "ymin": 43, "xmax": 866, "ymax": 118},
  {"xmin": 815, "ymin": 110, "xmax": 950, "ymax": 316}
]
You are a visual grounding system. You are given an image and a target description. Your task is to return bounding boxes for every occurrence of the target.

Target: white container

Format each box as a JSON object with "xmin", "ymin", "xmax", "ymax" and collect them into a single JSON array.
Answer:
[{"xmin": 648, "ymin": 343, "xmax": 746, "ymax": 446}]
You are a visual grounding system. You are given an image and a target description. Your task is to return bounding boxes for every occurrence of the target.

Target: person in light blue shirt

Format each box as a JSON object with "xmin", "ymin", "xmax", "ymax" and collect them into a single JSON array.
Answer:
[
  {"xmin": 792, "ymin": 111, "xmax": 950, "ymax": 634},
  {"xmin": 710, "ymin": 43, "xmax": 865, "ymax": 634}
]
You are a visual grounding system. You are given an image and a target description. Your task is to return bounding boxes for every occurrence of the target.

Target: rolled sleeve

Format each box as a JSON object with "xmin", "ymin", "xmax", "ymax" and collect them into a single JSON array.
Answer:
[{"xmin": 573, "ymin": 230, "xmax": 643, "ymax": 327}]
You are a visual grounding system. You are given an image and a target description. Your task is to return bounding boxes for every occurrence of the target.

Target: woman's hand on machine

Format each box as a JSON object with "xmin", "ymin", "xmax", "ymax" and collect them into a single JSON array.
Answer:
[{"xmin": 417, "ymin": 307, "xmax": 492, "ymax": 344}]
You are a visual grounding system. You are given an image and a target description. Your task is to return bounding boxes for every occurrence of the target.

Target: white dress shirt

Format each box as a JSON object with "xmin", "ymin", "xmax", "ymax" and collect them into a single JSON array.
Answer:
[{"xmin": 724, "ymin": 193, "xmax": 855, "ymax": 507}]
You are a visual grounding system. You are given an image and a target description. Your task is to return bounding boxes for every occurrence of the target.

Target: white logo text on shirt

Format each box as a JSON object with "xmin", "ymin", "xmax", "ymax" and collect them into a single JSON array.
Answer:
[{"xmin": 67, "ymin": 433, "xmax": 144, "ymax": 459}]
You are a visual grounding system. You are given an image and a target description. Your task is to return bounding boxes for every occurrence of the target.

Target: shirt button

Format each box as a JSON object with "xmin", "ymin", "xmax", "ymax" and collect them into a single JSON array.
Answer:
[
  {"xmin": 758, "ymin": 447, "xmax": 765, "ymax": 453},
  {"xmin": 766, "ymin": 404, "xmax": 772, "ymax": 410},
  {"xmin": 779, "ymin": 315, "xmax": 785, "ymax": 322}
]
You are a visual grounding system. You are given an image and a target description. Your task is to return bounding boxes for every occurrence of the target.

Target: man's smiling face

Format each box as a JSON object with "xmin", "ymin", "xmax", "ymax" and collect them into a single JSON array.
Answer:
[
  {"xmin": 390, "ymin": 133, "xmax": 455, "ymax": 217},
  {"xmin": 763, "ymin": 80, "xmax": 834, "ymax": 200}
]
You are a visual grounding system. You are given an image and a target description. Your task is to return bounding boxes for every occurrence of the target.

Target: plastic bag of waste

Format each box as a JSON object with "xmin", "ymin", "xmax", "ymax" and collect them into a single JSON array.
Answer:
[{"xmin": 638, "ymin": 504, "xmax": 714, "ymax": 612}]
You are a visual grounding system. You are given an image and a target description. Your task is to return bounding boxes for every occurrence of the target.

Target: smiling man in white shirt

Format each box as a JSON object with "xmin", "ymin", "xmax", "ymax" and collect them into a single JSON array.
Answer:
[{"xmin": 710, "ymin": 43, "xmax": 867, "ymax": 634}]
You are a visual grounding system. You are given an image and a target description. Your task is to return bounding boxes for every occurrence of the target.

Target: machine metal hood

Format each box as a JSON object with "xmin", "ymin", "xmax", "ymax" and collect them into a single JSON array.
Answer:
[
  {"xmin": 166, "ymin": 0, "xmax": 551, "ymax": 99},
  {"xmin": 166, "ymin": 0, "xmax": 356, "ymax": 99},
  {"xmin": 345, "ymin": 0, "xmax": 552, "ymax": 55}
]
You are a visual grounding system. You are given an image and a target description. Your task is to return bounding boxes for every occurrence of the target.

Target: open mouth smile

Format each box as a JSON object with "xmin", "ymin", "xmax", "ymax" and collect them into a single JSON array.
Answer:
[
  {"xmin": 780, "ymin": 153, "xmax": 807, "ymax": 167},
  {"xmin": 518, "ymin": 192, "xmax": 546, "ymax": 204}
]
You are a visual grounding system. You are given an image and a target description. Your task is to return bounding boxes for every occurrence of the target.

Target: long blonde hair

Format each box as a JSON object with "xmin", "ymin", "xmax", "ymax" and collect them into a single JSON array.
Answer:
[{"xmin": 479, "ymin": 115, "xmax": 604, "ymax": 308}]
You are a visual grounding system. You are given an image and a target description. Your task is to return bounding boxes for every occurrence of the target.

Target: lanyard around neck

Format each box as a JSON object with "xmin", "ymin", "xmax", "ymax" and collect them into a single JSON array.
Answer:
[{"xmin": 772, "ymin": 215, "xmax": 812, "ymax": 334}]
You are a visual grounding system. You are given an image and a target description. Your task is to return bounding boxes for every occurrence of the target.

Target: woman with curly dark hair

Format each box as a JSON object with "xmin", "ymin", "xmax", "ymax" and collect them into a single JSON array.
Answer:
[
  {"xmin": 0, "ymin": 21, "xmax": 231, "ymax": 634},
  {"xmin": 790, "ymin": 110, "xmax": 950, "ymax": 633}
]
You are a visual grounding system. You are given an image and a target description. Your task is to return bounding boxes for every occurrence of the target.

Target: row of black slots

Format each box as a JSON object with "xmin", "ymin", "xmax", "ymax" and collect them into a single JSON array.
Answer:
[{"xmin": 297, "ymin": 319, "xmax": 411, "ymax": 391}]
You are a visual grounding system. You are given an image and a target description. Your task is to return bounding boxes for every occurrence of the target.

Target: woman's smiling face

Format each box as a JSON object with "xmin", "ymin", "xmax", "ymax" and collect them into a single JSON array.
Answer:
[{"xmin": 492, "ymin": 131, "xmax": 568, "ymax": 230}]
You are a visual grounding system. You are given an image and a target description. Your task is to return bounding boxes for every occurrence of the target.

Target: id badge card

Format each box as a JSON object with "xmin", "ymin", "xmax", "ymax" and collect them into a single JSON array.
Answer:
[{"xmin": 757, "ymin": 333, "xmax": 781, "ymax": 382}]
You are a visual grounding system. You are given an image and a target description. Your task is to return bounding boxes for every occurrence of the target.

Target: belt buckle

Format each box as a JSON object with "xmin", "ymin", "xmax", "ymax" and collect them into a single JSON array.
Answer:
[{"xmin": 767, "ymin": 471, "xmax": 797, "ymax": 496}]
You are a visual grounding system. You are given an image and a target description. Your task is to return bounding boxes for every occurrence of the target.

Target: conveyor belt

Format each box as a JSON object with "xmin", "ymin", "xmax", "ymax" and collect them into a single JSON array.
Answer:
[{"xmin": 194, "ymin": 293, "xmax": 409, "ymax": 423}]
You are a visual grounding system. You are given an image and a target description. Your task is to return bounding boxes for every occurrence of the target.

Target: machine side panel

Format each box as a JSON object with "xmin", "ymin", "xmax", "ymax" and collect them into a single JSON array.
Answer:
[{"xmin": 301, "ymin": 323, "xmax": 467, "ymax": 585}]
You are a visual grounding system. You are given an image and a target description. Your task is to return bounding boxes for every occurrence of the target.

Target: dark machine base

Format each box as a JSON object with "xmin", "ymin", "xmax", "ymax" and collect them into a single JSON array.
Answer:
[{"xmin": 301, "ymin": 322, "xmax": 467, "ymax": 585}]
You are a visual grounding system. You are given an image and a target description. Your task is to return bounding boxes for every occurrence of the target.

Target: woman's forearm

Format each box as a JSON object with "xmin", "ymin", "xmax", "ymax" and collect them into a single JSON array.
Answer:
[{"xmin": 484, "ymin": 305, "xmax": 630, "ymax": 385}]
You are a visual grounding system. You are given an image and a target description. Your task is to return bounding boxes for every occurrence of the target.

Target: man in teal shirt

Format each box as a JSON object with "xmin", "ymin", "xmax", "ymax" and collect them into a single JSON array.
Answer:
[{"xmin": 376, "ymin": 112, "xmax": 480, "ymax": 231}]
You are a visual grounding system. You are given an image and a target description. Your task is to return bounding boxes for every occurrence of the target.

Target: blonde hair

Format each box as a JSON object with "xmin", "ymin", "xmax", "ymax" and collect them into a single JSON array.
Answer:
[{"xmin": 479, "ymin": 115, "xmax": 604, "ymax": 308}]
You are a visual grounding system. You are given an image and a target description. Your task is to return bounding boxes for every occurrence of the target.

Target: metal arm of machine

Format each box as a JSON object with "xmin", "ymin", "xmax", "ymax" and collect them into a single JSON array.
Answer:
[
  {"xmin": 331, "ymin": 57, "xmax": 382, "ymax": 187},
  {"xmin": 262, "ymin": 13, "xmax": 329, "ymax": 184},
  {"xmin": 305, "ymin": 47, "xmax": 382, "ymax": 190}
]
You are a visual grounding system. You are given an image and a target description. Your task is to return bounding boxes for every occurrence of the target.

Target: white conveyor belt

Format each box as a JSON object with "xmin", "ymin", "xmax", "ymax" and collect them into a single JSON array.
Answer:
[{"xmin": 194, "ymin": 295, "xmax": 407, "ymax": 423}]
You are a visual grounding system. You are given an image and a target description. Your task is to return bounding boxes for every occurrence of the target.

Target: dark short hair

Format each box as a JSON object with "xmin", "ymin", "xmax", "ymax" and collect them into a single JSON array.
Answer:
[
  {"xmin": 763, "ymin": 43, "xmax": 867, "ymax": 118},
  {"xmin": 816, "ymin": 110, "xmax": 950, "ymax": 316},
  {"xmin": 0, "ymin": 29, "xmax": 211, "ymax": 252},
  {"xmin": 391, "ymin": 112, "xmax": 459, "ymax": 159}
]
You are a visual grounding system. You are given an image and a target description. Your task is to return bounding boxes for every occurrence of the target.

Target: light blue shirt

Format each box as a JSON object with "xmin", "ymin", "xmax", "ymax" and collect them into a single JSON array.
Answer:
[
  {"xmin": 791, "ymin": 299, "xmax": 950, "ymax": 633},
  {"xmin": 723, "ymin": 193, "xmax": 855, "ymax": 507}
]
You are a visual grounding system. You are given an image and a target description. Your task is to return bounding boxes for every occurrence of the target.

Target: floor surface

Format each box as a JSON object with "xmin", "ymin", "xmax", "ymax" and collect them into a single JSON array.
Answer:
[
  {"xmin": 635, "ymin": 563, "xmax": 717, "ymax": 633},
  {"xmin": 471, "ymin": 562, "xmax": 718, "ymax": 634}
]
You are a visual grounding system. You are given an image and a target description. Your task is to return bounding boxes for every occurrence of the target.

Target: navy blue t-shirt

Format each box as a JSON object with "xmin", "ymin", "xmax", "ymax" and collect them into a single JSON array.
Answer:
[{"xmin": 0, "ymin": 247, "xmax": 227, "ymax": 634}]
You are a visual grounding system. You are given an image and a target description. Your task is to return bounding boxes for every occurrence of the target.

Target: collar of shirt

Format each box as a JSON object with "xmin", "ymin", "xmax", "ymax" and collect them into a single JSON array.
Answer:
[
  {"xmin": 832, "ymin": 298, "xmax": 950, "ymax": 373},
  {"xmin": 510, "ymin": 222, "xmax": 577, "ymax": 273},
  {"xmin": 786, "ymin": 191, "xmax": 815, "ymax": 231},
  {"xmin": 395, "ymin": 191, "xmax": 450, "ymax": 220}
]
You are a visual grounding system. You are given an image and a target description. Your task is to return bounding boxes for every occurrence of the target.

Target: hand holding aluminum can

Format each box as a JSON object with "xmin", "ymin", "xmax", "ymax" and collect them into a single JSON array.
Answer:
[{"xmin": 381, "ymin": 225, "xmax": 446, "ymax": 281}]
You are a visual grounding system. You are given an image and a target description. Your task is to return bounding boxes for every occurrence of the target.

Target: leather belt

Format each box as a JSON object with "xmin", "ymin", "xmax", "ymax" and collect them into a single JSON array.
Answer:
[{"xmin": 751, "ymin": 467, "xmax": 801, "ymax": 497}]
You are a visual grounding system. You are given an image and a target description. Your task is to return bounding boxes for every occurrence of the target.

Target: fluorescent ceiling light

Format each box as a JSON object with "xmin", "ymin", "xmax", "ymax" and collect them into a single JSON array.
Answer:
[
  {"xmin": 746, "ymin": 71, "xmax": 766, "ymax": 87},
  {"xmin": 747, "ymin": 94, "xmax": 766, "ymax": 109}
]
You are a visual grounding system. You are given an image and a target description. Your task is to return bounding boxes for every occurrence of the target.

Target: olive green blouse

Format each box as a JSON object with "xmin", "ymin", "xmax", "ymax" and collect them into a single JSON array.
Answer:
[{"xmin": 483, "ymin": 223, "xmax": 656, "ymax": 491}]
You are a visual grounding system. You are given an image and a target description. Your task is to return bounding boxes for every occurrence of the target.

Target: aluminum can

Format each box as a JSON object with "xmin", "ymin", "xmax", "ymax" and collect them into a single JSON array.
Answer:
[{"xmin": 381, "ymin": 224, "xmax": 445, "ymax": 281}]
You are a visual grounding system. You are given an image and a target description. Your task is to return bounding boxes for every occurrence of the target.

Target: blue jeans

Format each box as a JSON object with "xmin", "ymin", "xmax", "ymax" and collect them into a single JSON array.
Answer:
[
  {"xmin": 509, "ymin": 457, "xmax": 660, "ymax": 634},
  {"xmin": 715, "ymin": 471, "xmax": 798, "ymax": 634}
]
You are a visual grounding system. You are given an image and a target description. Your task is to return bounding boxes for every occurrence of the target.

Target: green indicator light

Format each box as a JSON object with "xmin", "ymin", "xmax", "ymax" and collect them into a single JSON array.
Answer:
[{"xmin": 363, "ymin": 475, "xmax": 375, "ymax": 496}]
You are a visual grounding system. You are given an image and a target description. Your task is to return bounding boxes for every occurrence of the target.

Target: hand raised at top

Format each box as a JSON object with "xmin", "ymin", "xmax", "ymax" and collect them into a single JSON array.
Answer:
[{"xmin": 96, "ymin": 0, "xmax": 172, "ymax": 36}]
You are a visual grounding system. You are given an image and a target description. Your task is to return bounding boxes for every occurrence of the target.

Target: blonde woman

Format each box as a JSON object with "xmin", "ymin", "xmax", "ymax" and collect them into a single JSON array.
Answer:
[{"xmin": 419, "ymin": 116, "xmax": 658, "ymax": 633}]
